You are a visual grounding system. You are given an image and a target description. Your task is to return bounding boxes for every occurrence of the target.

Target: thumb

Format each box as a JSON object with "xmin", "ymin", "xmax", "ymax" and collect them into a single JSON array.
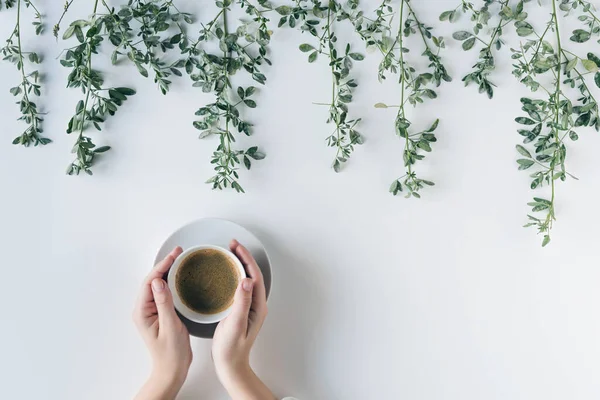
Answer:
[
  {"xmin": 151, "ymin": 279, "xmax": 179, "ymax": 330},
  {"xmin": 228, "ymin": 278, "xmax": 254, "ymax": 334}
]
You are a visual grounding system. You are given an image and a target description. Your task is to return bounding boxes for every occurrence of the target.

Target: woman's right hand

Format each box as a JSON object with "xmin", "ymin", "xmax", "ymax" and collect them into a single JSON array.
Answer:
[
  {"xmin": 212, "ymin": 239, "xmax": 275, "ymax": 400},
  {"xmin": 133, "ymin": 246, "xmax": 192, "ymax": 400}
]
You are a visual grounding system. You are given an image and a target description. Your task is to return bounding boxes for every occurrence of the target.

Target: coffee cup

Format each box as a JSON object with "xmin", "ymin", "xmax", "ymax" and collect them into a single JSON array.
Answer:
[{"xmin": 168, "ymin": 244, "xmax": 246, "ymax": 324}]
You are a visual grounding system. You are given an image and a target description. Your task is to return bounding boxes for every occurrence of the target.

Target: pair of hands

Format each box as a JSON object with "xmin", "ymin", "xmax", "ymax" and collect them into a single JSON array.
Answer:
[{"xmin": 133, "ymin": 240, "xmax": 273, "ymax": 400}]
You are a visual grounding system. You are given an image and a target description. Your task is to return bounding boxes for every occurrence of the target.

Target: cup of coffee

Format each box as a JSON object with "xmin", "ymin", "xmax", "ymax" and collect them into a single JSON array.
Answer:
[{"xmin": 168, "ymin": 245, "xmax": 246, "ymax": 324}]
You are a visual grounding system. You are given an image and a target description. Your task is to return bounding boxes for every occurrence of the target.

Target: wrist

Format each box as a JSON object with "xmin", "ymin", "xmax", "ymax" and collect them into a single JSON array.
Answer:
[
  {"xmin": 218, "ymin": 364, "xmax": 276, "ymax": 400},
  {"xmin": 135, "ymin": 370, "xmax": 186, "ymax": 400},
  {"xmin": 148, "ymin": 368, "xmax": 187, "ymax": 399},
  {"xmin": 217, "ymin": 362, "xmax": 254, "ymax": 392}
]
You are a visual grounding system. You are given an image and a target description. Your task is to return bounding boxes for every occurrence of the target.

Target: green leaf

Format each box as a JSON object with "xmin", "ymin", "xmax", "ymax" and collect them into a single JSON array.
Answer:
[
  {"xmin": 595, "ymin": 72, "xmax": 600, "ymax": 88},
  {"xmin": 565, "ymin": 57, "xmax": 578, "ymax": 72},
  {"xmin": 449, "ymin": 10, "xmax": 460, "ymax": 23},
  {"xmin": 308, "ymin": 51, "xmax": 318, "ymax": 63},
  {"xmin": 517, "ymin": 159, "xmax": 534, "ymax": 170},
  {"xmin": 349, "ymin": 53, "xmax": 364, "ymax": 61},
  {"xmin": 115, "ymin": 87, "xmax": 136, "ymax": 96},
  {"xmin": 582, "ymin": 59, "xmax": 599, "ymax": 72},
  {"xmin": 426, "ymin": 119, "xmax": 439, "ymax": 132},
  {"xmin": 516, "ymin": 27, "xmax": 533, "ymax": 36},
  {"xmin": 587, "ymin": 52, "xmax": 600, "ymax": 67},
  {"xmin": 462, "ymin": 37, "xmax": 476, "ymax": 50},
  {"xmin": 452, "ymin": 31, "xmax": 472, "ymax": 41},
  {"xmin": 86, "ymin": 26, "xmax": 98, "ymax": 38},
  {"xmin": 516, "ymin": 144, "xmax": 532, "ymax": 158},
  {"xmin": 389, "ymin": 180, "xmax": 401, "ymax": 194},
  {"xmin": 570, "ymin": 29, "xmax": 590, "ymax": 43},
  {"xmin": 244, "ymin": 99, "xmax": 257, "ymax": 108},
  {"xmin": 62, "ymin": 25, "xmax": 76, "ymax": 40},
  {"xmin": 94, "ymin": 146, "xmax": 110, "ymax": 153},
  {"xmin": 333, "ymin": 159, "xmax": 341, "ymax": 173},
  {"xmin": 542, "ymin": 235, "xmax": 550, "ymax": 247},
  {"xmin": 374, "ymin": 103, "xmax": 388, "ymax": 108},
  {"xmin": 275, "ymin": 5, "xmax": 292, "ymax": 15},
  {"xmin": 569, "ymin": 131, "xmax": 579, "ymax": 141},
  {"xmin": 439, "ymin": 11, "xmax": 453, "ymax": 21},
  {"xmin": 136, "ymin": 63, "xmax": 149, "ymax": 78},
  {"xmin": 109, "ymin": 89, "xmax": 126, "ymax": 101},
  {"xmin": 193, "ymin": 121, "xmax": 205, "ymax": 130},
  {"xmin": 417, "ymin": 141, "xmax": 432, "ymax": 152},
  {"xmin": 515, "ymin": 117, "xmax": 536, "ymax": 125},
  {"xmin": 74, "ymin": 26, "xmax": 84, "ymax": 43},
  {"xmin": 299, "ymin": 43, "xmax": 313, "ymax": 52},
  {"xmin": 249, "ymin": 151, "xmax": 265, "ymax": 160}
]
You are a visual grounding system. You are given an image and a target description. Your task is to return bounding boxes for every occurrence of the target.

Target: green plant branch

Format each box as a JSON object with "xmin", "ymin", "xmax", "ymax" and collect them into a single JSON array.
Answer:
[
  {"xmin": 1, "ymin": 0, "xmax": 48, "ymax": 146},
  {"xmin": 16, "ymin": 0, "xmax": 36, "ymax": 141},
  {"xmin": 397, "ymin": 2, "xmax": 410, "ymax": 180}
]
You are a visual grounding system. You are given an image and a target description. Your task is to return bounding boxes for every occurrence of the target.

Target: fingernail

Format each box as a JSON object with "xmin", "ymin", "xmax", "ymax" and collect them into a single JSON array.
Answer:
[
  {"xmin": 152, "ymin": 279, "xmax": 165, "ymax": 292},
  {"xmin": 242, "ymin": 279, "xmax": 253, "ymax": 292}
]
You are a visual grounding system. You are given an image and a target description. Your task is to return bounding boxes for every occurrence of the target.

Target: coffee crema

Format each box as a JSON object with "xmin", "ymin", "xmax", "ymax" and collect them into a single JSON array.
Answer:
[{"xmin": 175, "ymin": 249, "xmax": 240, "ymax": 315}]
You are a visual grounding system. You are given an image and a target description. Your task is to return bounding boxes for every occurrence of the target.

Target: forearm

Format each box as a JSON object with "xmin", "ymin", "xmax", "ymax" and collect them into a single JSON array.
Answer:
[
  {"xmin": 221, "ymin": 365, "xmax": 277, "ymax": 400},
  {"xmin": 134, "ymin": 372, "xmax": 185, "ymax": 400}
]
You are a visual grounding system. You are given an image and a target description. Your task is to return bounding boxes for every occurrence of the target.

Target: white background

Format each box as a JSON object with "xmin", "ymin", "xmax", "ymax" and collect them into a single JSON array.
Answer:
[{"xmin": 1, "ymin": 0, "xmax": 600, "ymax": 399}]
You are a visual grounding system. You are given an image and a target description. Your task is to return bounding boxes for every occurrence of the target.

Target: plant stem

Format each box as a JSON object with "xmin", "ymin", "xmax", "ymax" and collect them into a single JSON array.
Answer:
[
  {"xmin": 560, "ymin": 49, "xmax": 598, "ymax": 106},
  {"xmin": 396, "ymin": 0, "xmax": 411, "ymax": 178},
  {"xmin": 523, "ymin": 22, "xmax": 551, "ymax": 73},
  {"xmin": 23, "ymin": 0, "xmax": 41, "ymax": 17},
  {"xmin": 485, "ymin": 0, "xmax": 509, "ymax": 50},
  {"xmin": 404, "ymin": 0, "xmax": 432, "ymax": 53},
  {"xmin": 221, "ymin": 6, "xmax": 233, "ymax": 170},
  {"xmin": 548, "ymin": 0, "xmax": 563, "ymax": 235},
  {"xmin": 15, "ymin": 0, "xmax": 37, "ymax": 137},
  {"xmin": 76, "ymin": 0, "xmax": 99, "ymax": 147},
  {"xmin": 205, "ymin": 8, "xmax": 225, "ymax": 37},
  {"xmin": 55, "ymin": 0, "xmax": 76, "ymax": 37},
  {"xmin": 325, "ymin": 1, "xmax": 342, "ymax": 160}
]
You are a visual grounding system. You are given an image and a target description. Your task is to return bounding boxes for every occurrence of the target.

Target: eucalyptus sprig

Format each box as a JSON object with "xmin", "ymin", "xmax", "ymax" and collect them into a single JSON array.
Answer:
[
  {"xmin": 1, "ymin": 0, "xmax": 48, "ymax": 146},
  {"xmin": 441, "ymin": 0, "xmax": 520, "ymax": 98},
  {"xmin": 278, "ymin": 0, "xmax": 364, "ymax": 172},
  {"xmin": 95, "ymin": 0, "xmax": 193, "ymax": 94},
  {"xmin": 560, "ymin": 0, "xmax": 600, "ymax": 43},
  {"xmin": 188, "ymin": 0, "xmax": 270, "ymax": 192},
  {"xmin": 347, "ymin": 0, "xmax": 450, "ymax": 197},
  {"xmin": 61, "ymin": 2, "xmax": 136, "ymax": 175},
  {"xmin": 510, "ymin": 0, "xmax": 600, "ymax": 245},
  {"xmin": 53, "ymin": 0, "xmax": 75, "ymax": 39},
  {"xmin": 0, "ymin": 0, "xmax": 15, "ymax": 10}
]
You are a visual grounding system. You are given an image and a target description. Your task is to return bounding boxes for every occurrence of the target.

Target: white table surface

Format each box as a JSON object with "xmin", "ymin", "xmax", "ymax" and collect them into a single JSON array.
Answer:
[{"xmin": 2, "ymin": 1, "xmax": 600, "ymax": 399}]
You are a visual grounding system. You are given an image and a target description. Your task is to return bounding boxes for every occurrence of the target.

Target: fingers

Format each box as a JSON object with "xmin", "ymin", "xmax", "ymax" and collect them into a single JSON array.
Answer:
[
  {"xmin": 137, "ymin": 247, "xmax": 183, "ymax": 307},
  {"xmin": 152, "ymin": 246, "xmax": 184, "ymax": 278},
  {"xmin": 151, "ymin": 278, "xmax": 181, "ymax": 332},
  {"xmin": 230, "ymin": 240, "xmax": 267, "ymax": 308},
  {"xmin": 230, "ymin": 240, "xmax": 268, "ymax": 339},
  {"xmin": 228, "ymin": 278, "xmax": 254, "ymax": 336},
  {"xmin": 134, "ymin": 247, "xmax": 182, "ymax": 326}
]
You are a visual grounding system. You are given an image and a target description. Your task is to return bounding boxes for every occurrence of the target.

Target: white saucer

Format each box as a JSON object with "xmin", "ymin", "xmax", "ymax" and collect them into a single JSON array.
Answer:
[{"xmin": 154, "ymin": 218, "xmax": 272, "ymax": 338}]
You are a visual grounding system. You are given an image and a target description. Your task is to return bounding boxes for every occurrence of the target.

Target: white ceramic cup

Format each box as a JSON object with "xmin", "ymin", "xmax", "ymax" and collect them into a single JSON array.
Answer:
[{"xmin": 167, "ymin": 244, "xmax": 246, "ymax": 324}]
